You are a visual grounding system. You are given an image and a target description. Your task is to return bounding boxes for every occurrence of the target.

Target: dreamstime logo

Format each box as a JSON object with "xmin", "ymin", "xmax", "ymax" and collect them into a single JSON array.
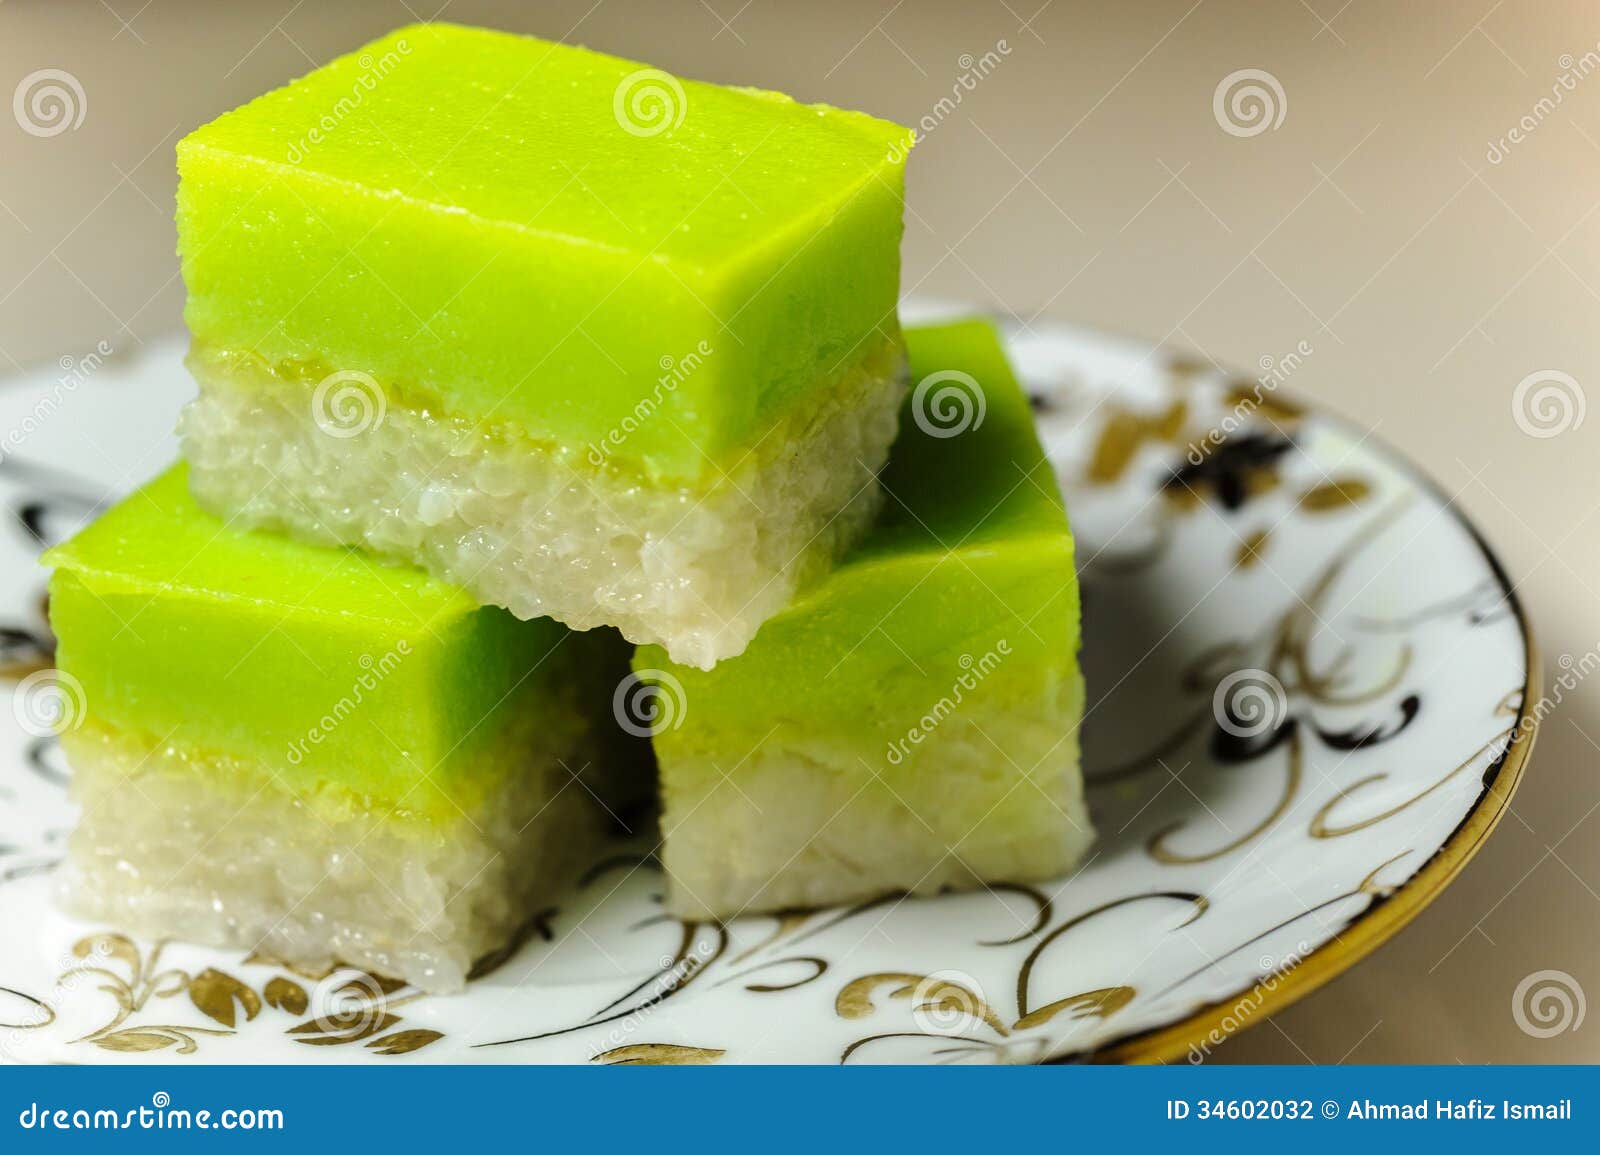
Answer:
[
  {"xmin": 13, "ymin": 69, "xmax": 86, "ymax": 138},
  {"xmin": 286, "ymin": 643, "xmax": 410, "ymax": 765},
  {"xmin": 886, "ymin": 642, "xmax": 1010, "ymax": 765},
  {"xmin": 911, "ymin": 369, "xmax": 985, "ymax": 438},
  {"xmin": 12, "ymin": 669, "xmax": 87, "ymax": 737},
  {"xmin": 613, "ymin": 69, "xmax": 686, "ymax": 138},
  {"xmin": 587, "ymin": 340, "xmax": 713, "ymax": 466},
  {"xmin": 600, "ymin": 939, "xmax": 719, "ymax": 1052},
  {"xmin": 613, "ymin": 669, "xmax": 687, "ymax": 737},
  {"xmin": 1187, "ymin": 942, "xmax": 1311, "ymax": 1062},
  {"xmin": 1512, "ymin": 969, "xmax": 1586, "ymax": 1038},
  {"xmin": 307, "ymin": 972, "xmax": 388, "ymax": 1037},
  {"xmin": 909, "ymin": 971, "xmax": 990, "ymax": 1037},
  {"xmin": 285, "ymin": 39, "xmax": 412, "ymax": 163},
  {"xmin": 887, "ymin": 40, "xmax": 1011, "ymax": 162},
  {"xmin": 1511, "ymin": 370, "xmax": 1585, "ymax": 439},
  {"xmin": 1185, "ymin": 339, "xmax": 1313, "ymax": 465},
  {"xmin": 1487, "ymin": 46, "xmax": 1600, "ymax": 165},
  {"xmin": 1212, "ymin": 668, "xmax": 1287, "ymax": 738},
  {"xmin": 1506, "ymin": 642, "xmax": 1600, "ymax": 746},
  {"xmin": 1, "ymin": 938, "xmax": 111, "ymax": 1059},
  {"xmin": 311, "ymin": 369, "xmax": 386, "ymax": 438},
  {"xmin": 2, "ymin": 339, "xmax": 113, "ymax": 462},
  {"xmin": 1213, "ymin": 69, "xmax": 1286, "ymax": 138}
]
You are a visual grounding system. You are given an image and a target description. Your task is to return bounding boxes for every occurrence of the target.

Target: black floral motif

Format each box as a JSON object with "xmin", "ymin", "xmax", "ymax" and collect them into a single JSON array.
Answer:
[{"xmin": 1164, "ymin": 432, "xmax": 1296, "ymax": 510}]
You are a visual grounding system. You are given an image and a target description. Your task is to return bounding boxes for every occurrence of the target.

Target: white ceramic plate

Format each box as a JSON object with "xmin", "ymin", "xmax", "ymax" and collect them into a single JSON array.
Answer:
[{"xmin": 0, "ymin": 303, "xmax": 1535, "ymax": 1064}]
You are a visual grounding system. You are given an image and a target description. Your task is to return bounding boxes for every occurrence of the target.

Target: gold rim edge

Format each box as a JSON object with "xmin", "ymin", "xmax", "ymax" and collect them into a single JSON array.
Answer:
[
  {"xmin": 1093, "ymin": 656, "xmax": 1536, "ymax": 1064},
  {"xmin": 1070, "ymin": 498, "xmax": 1541, "ymax": 1065}
]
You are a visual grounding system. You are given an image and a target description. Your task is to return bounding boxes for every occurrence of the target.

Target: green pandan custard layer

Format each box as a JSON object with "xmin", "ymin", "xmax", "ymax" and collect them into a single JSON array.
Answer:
[
  {"xmin": 636, "ymin": 317, "xmax": 1079, "ymax": 759},
  {"xmin": 177, "ymin": 22, "xmax": 913, "ymax": 485},
  {"xmin": 45, "ymin": 465, "xmax": 610, "ymax": 816}
]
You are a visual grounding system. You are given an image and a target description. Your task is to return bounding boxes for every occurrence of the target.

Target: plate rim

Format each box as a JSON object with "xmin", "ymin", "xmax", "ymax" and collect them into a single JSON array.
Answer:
[
  {"xmin": 1059, "ymin": 394, "xmax": 1543, "ymax": 1064},
  {"xmin": 0, "ymin": 326, "xmax": 1542, "ymax": 1065}
]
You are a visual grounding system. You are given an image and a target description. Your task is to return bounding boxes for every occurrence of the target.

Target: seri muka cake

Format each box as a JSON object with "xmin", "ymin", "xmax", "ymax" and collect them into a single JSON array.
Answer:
[
  {"xmin": 176, "ymin": 22, "xmax": 914, "ymax": 668},
  {"xmin": 636, "ymin": 319, "xmax": 1090, "ymax": 918},
  {"xmin": 37, "ymin": 20, "xmax": 1095, "ymax": 991},
  {"xmin": 46, "ymin": 465, "xmax": 636, "ymax": 993}
]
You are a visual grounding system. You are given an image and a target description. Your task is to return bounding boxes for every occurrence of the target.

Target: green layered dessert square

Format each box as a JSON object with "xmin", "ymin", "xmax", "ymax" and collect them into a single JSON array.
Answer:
[
  {"xmin": 175, "ymin": 22, "xmax": 914, "ymax": 669},
  {"xmin": 635, "ymin": 319, "xmax": 1090, "ymax": 918},
  {"xmin": 45, "ymin": 465, "xmax": 637, "ymax": 993}
]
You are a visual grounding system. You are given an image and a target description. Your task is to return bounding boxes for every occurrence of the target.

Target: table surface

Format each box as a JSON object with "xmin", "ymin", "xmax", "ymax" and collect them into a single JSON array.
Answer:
[{"xmin": 2, "ymin": 0, "xmax": 1596, "ymax": 1064}]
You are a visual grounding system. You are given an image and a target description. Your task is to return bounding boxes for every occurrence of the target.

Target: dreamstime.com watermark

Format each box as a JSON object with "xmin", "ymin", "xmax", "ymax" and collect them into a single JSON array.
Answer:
[
  {"xmin": 11, "ymin": 669, "xmax": 87, "ymax": 739},
  {"xmin": 311, "ymin": 369, "xmax": 387, "ymax": 438},
  {"xmin": 1487, "ymin": 47, "xmax": 1600, "ymax": 165},
  {"xmin": 1186, "ymin": 339, "xmax": 1312, "ymax": 465},
  {"xmin": 597, "ymin": 939, "xmax": 719, "ymax": 1054},
  {"xmin": 910, "ymin": 367, "xmax": 986, "ymax": 438},
  {"xmin": 305, "ymin": 971, "xmax": 390, "ymax": 1036},
  {"xmin": 1512, "ymin": 969, "xmax": 1586, "ymax": 1039},
  {"xmin": 587, "ymin": 340, "xmax": 713, "ymax": 466},
  {"xmin": 0, "ymin": 939, "xmax": 112, "ymax": 1061},
  {"xmin": 1213, "ymin": 69, "xmax": 1286, "ymax": 138},
  {"xmin": 906, "ymin": 970, "xmax": 992, "ymax": 1037},
  {"xmin": 16, "ymin": 1093, "xmax": 283, "ymax": 1132},
  {"xmin": 285, "ymin": 642, "xmax": 411, "ymax": 765},
  {"xmin": 2, "ymin": 340, "xmax": 114, "ymax": 462},
  {"xmin": 887, "ymin": 41, "xmax": 1012, "ymax": 162},
  {"xmin": 614, "ymin": 669, "xmax": 687, "ymax": 738},
  {"xmin": 1212, "ymin": 668, "xmax": 1289, "ymax": 739},
  {"xmin": 614, "ymin": 68, "xmax": 686, "ymax": 137},
  {"xmin": 1187, "ymin": 942, "xmax": 1312, "ymax": 1062},
  {"xmin": 13, "ymin": 68, "xmax": 86, "ymax": 138},
  {"xmin": 1511, "ymin": 369, "xmax": 1585, "ymax": 439},
  {"xmin": 886, "ymin": 642, "xmax": 1010, "ymax": 766},
  {"xmin": 285, "ymin": 39, "xmax": 412, "ymax": 163},
  {"xmin": 1503, "ymin": 641, "xmax": 1600, "ymax": 746}
]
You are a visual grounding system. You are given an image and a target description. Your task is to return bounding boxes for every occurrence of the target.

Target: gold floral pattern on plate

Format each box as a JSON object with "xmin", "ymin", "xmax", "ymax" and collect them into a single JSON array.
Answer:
[
  {"xmin": 0, "ymin": 309, "xmax": 1535, "ymax": 1064},
  {"xmin": 34, "ymin": 933, "xmax": 443, "ymax": 1058}
]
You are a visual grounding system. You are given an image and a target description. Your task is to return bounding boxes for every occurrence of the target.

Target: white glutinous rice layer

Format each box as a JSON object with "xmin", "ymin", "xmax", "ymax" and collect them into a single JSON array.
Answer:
[
  {"xmin": 659, "ymin": 674, "xmax": 1092, "ymax": 920},
  {"xmin": 58, "ymin": 714, "xmax": 609, "ymax": 994},
  {"xmin": 178, "ymin": 339, "xmax": 907, "ymax": 669}
]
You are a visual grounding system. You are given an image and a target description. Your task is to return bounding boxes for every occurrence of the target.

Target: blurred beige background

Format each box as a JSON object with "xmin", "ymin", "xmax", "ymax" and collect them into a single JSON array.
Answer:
[{"xmin": 2, "ymin": 0, "xmax": 1596, "ymax": 1062}]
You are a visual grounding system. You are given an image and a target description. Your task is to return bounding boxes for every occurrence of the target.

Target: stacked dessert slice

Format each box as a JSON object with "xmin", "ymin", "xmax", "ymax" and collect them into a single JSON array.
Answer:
[
  {"xmin": 175, "ymin": 22, "xmax": 914, "ymax": 670},
  {"xmin": 48, "ymin": 466, "xmax": 637, "ymax": 992},
  {"xmin": 41, "ymin": 22, "xmax": 1092, "ymax": 994},
  {"xmin": 638, "ymin": 319, "xmax": 1090, "ymax": 918}
]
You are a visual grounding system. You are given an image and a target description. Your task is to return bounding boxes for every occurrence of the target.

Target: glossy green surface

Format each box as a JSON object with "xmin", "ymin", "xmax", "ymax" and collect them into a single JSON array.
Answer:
[
  {"xmin": 636, "ymin": 318, "xmax": 1079, "ymax": 757},
  {"xmin": 177, "ymin": 22, "xmax": 913, "ymax": 483},
  {"xmin": 45, "ymin": 465, "xmax": 577, "ymax": 810}
]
